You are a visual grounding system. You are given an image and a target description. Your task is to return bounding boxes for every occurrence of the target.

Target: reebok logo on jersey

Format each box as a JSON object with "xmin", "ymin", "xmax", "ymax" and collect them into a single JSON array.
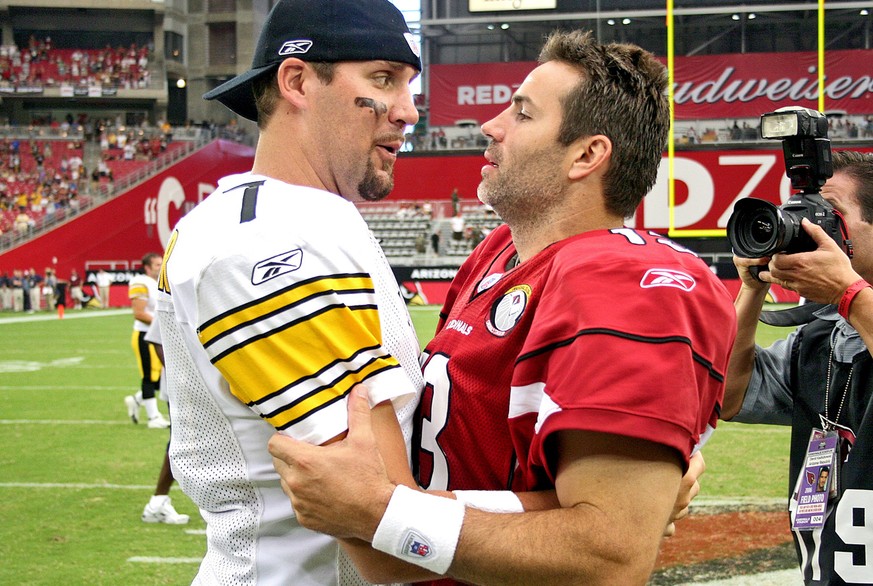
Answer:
[
  {"xmin": 252, "ymin": 249, "xmax": 303, "ymax": 285},
  {"xmin": 640, "ymin": 269, "xmax": 696, "ymax": 292},
  {"xmin": 278, "ymin": 40, "xmax": 313, "ymax": 56}
]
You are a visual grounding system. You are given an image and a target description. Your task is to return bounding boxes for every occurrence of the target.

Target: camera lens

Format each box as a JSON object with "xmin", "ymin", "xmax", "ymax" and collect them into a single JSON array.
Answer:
[
  {"xmin": 727, "ymin": 198, "xmax": 795, "ymax": 257},
  {"xmin": 749, "ymin": 215, "xmax": 776, "ymax": 244}
]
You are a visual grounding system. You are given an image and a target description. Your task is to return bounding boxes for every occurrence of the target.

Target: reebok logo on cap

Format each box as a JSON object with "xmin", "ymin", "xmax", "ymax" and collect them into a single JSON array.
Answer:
[
  {"xmin": 404, "ymin": 33, "xmax": 420, "ymax": 58},
  {"xmin": 279, "ymin": 40, "xmax": 314, "ymax": 55}
]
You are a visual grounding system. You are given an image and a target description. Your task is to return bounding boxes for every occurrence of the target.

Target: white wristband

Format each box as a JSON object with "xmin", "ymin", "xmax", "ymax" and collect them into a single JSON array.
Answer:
[
  {"xmin": 452, "ymin": 490, "xmax": 524, "ymax": 513},
  {"xmin": 371, "ymin": 485, "xmax": 465, "ymax": 575}
]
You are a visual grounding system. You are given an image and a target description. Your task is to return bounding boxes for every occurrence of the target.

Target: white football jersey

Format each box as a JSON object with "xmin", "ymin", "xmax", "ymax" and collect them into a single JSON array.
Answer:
[
  {"xmin": 128, "ymin": 273, "xmax": 157, "ymax": 333},
  {"xmin": 157, "ymin": 173, "xmax": 422, "ymax": 586}
]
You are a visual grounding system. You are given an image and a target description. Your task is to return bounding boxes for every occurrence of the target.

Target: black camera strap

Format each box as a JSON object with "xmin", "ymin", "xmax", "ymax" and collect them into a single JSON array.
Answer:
[{"xmin": 759, "ymin": 302, "xmax": 828, "ymax": 327}]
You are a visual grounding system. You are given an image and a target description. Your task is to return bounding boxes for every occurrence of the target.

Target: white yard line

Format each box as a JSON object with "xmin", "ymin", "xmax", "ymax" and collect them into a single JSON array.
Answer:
[
  {"xmin": 0, "ymin": 419, "xmax": 134, "ymax": 425},
  {"xmin": 0, "ymin": 482, "xmax": 153, "ymax": 489},
  {"xmin": 0, "ymin": 309, "xmax": 128, "ymax": 324},
  {"xmin": 127, "ymin": 557, "xmax": 202, "ymax": 564}
]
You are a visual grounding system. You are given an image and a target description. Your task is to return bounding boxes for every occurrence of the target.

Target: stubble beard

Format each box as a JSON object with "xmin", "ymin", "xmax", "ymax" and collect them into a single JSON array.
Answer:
[{"xmin": 478, "ymin": 152, "xmax": 565, "ymax": 228}]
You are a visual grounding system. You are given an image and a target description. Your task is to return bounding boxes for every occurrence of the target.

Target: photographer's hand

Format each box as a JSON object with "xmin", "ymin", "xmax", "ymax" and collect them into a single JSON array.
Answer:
[
  {"xmin": 768, "ymin": 218, "xmax": 858, "ymax": 305},
  {"xmin": 733, "ymin": 255, "xmax": 771, "ymax": 291}
]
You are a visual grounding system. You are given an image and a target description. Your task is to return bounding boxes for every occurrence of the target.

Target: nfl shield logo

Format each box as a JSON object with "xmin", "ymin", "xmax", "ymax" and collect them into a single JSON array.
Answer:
[{"xmin": 403, "ymin": 531, "xmax": 433, "ymax": 559}]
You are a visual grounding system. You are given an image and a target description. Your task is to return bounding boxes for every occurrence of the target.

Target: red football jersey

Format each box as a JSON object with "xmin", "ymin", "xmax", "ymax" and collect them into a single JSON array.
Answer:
[{"xmin": 413, "ymin": 224, "xmax": 736, "ymax": 495}]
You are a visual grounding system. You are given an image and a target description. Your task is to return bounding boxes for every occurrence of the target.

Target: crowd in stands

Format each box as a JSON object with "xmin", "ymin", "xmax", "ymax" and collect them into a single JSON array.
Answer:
[
  {"xmin": 0, "ymin": 111, "xmax": 201, "ymax": 241},
  {"xmin": 0, "ymin": 36, "xmax": 152, "ymax": 90},
  {"xmin": 0, "ymin": 136, "xmax": 87, "ymax": 238}
]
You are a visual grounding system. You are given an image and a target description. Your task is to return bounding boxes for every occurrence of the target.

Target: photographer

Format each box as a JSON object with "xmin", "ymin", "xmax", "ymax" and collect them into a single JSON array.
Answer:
[{"xmin": 722, "ymin": 150, "xmax": 873, "ymax": 585}]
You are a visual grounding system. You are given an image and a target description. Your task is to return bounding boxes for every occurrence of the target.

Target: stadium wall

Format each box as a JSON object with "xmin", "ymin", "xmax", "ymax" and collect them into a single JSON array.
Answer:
[
  {"xmin": 4, "ymin": 142, "xmax": 871, "ymax": 307},
  {"xmin": 0, "ymin": 139, "xmax": 253, "ymax": 305}
]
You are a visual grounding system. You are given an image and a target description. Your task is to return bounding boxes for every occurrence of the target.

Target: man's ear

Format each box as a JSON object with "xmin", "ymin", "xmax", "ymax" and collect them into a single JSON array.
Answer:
[
  {"xmin": 276, "ymin": 58, "xmax": 308, "ymax": 109},
  {"xmin": 568, "ymin": 134, "xmax": 612, "ymax": 181}
]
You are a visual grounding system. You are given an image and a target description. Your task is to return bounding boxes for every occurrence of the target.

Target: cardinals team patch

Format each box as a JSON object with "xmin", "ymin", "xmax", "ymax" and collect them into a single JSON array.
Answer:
[
  {"xmin": 640, "ymin": 269, "xmax": 696, "ymax": 291},
  {"xmin": 486, "ymin": 284, "xmax": 530, "ymax": 336}
]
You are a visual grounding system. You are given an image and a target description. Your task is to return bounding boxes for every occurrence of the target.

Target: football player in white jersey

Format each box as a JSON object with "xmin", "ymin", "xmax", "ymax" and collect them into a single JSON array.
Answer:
[{"xmin": 155, "ymin": 0, "xmax": 424, "ymax": 584}]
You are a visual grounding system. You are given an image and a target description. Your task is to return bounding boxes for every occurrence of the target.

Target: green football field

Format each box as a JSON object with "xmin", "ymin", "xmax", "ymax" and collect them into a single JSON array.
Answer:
[{"xmin": 0, "ymin": 305, "xmax": 795, "ymax": 585}]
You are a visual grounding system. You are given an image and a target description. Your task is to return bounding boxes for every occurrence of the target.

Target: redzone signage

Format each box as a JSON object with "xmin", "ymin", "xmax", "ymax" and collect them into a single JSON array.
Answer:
[
  {"xmin": 392, "ymin": 147, "xmax": 873, "ymax": 233},
  {"xmin": 428, "ymin": 49, "xmax": 873, "ymax": 125},
  {"xmin": 5, "ymin": 144, "xmax": 872, "ymax": 281}
]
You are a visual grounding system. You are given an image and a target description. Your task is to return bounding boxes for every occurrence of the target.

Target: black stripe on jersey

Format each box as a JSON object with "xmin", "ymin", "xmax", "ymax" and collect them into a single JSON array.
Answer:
[
  {"xmin": 272, "ymin": 363, "xmax": 401, "ymax": 430},
  {"xmin": 199, "ymin": 271, "xmax": 371, "ymax": 332},
  {"xmin": 240, "ymin": 183, "xmax": 261, "ymax": 223},
  {"xmin": 262, "ymin": 358, "xmax": 397, "ymax": 415},
  {"xmin": 208, "ymin": 302, "xmax": 379, "ymax": 363},
  {"xmin": 517, "ymin": 328, "xmax": 726, "ymax": 383},
  {"xmin": 202, "ymin": 284, "xmax": 375, "ymax": 351},
  {"xmin": 253, "ymin": 342, "xmax": 385, "ymax": 406}
]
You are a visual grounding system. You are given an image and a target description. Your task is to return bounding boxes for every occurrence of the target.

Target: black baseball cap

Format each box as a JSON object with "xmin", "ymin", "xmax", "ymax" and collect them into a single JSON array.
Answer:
[{"xmin": 203, "ymin": 0, "xmax": 422, "ymax": 121}]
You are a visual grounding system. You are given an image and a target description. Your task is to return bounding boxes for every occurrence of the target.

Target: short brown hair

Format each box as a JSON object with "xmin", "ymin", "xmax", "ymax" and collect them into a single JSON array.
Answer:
[
  {"xmin": 141, "ymin": 253, "xmax": 161, "ymax": 270},
  {"xmin": 832, "ymin": 150, "xmax": 873, "ymax": 224},
  {"xmin": 538, "ymin": 30, "xmax": 669, "ymax": 218},
  {"xmin": 252, "ymin": 62, "xmax": 337, "ymax": 129}
]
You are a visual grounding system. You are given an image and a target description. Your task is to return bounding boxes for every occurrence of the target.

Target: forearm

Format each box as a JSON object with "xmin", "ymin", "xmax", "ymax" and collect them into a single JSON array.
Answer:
[
  {"xmin": 339, "ymin": 538, "xmax": 439, "ymax": 584},
  {"xmin": 449, "ymin": 506, "xmax": 659, "ymax": 585},
  {"xmin": 844, "ymin": 285, "xmax": 873, "ymax": 359},
  {"xmin": 339, "ymin": 489, "xmax": 556, "ymax": 584},
  {"xmin": 722, "ymin": 284, "xmax": 768, "ymax": 419}
]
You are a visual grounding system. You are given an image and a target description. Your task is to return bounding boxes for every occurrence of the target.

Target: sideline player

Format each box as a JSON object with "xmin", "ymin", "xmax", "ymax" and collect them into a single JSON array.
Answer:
[{"xmin": 125, "ymin": 252, "xmax": 169, "ymax": 428}]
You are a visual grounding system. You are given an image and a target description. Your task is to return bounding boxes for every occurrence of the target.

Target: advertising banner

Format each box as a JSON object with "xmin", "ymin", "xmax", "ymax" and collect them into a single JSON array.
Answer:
[{"xmin": 429, "ymin": 49, "xmax": 873, "ymax": 125}]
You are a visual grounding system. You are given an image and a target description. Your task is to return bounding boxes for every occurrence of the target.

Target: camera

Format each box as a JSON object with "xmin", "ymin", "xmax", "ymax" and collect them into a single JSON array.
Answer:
[{"xmin": 727, "ymin": 107, "xmax": 851, "ymax": 259}]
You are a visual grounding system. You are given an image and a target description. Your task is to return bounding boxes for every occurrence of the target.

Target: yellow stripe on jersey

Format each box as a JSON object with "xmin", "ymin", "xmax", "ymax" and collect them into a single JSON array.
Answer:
[
  {"xmin": 129, "ymin": 283, "xmax": 149, "ymax": 299},
  {"xmin": 158, "ymin": 230, "xmax": 179, "ymax": 295},
  {"xmin": 213, "ymin": 303, "xmax": 398, "ymax": 428},
  {"xmin": 198, "ymin": 274, "xmax": 375, "ymax": 348},
  {"xmin": 214, "ymin": 302, "xmax": 386, "ymax": 396},
  {"xmin": 267, "ymin": 361, "xmax": 397, "ymax": 430}
]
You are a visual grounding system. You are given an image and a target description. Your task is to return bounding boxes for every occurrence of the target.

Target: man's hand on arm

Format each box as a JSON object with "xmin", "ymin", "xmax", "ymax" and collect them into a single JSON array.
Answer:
[
  {"xmin": 269, "ymin": 386, "xmax": 443, "ymax": 583},
  {"xmin": 664, "ymin": 451, "xmax": 705, "ymax": 537},
  {"xmin": 268, "ymin": 385, "xmax": 400, "ymax": 541}
]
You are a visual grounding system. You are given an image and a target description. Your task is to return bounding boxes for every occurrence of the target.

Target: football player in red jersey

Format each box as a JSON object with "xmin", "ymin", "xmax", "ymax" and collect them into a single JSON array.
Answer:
[{"xmin": 270, "ymin": 29, "xmax": 737, "ymax": 585}]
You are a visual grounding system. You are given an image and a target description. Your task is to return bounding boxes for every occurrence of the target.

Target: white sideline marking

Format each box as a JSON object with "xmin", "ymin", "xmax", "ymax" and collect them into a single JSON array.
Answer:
[
  {"xmin": 0, "ymin": 309, "xmax": 128, "ymax": 325},
  {"xmin": 0, "ymin": 419, "xmax": 133, "ymax": 425},
  {"xmin": 185, "ymin": 529, "xmax": 207, "ymax": 535},
  {"xmin": 127, "ymin": 557, "xmax": 202, "ymax": 564},
  {"xmin": 0, "ymin": 386, "xmax": 132, "ymax": 391},
  {"xmin": 0, "ymin": 482, "xmax": 153, "ymax": 489}
]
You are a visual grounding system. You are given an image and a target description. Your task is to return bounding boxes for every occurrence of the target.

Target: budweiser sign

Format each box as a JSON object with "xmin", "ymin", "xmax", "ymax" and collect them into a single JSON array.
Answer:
[{"xmin": 429, "ymin": 49, "xmax": 873, "ymax": 125}]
